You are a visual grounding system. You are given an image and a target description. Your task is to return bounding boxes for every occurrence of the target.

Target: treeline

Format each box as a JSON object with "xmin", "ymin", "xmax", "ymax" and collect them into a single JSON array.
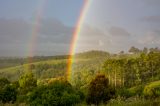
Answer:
[
  {"xmin": 101, "ymin": 48, "xmax": 160, "ymax": 101},
  {"xmin": 128, "ymin": 46, "xmax": 160, "ymax": 54},
  {"xmin": 0, "ymin": 55, "xmax": 69, "ymax": 69},
  {"xmin": 0, "ymin": 72, "xmax": 115, "ymax": 106},
  {"xmin": 0, "ymin": 60, "xmax": 67, "ymax": 81},
  {"xmin": 74, "ymin": 50, "xmax": 110, "ymax": 59},
  {"xmin": 103, "ymin": 49, "xmax": 160, "ymax": 88}
]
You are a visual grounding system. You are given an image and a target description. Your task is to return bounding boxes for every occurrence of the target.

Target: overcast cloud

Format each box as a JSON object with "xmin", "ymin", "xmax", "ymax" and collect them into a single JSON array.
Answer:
[
  {"xmin": 0, "ymin": 18, "xmax": 73, "ymax": 56},
  {"xmin": 0, "ymin": 0, "xmax": 160, "ymax": 56}
]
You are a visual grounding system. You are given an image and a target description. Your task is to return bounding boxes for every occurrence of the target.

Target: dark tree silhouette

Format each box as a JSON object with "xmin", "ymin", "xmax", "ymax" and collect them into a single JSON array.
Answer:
[{"xmin": 86, "ymin": 74, "xmax": 115, "ymax": 105}]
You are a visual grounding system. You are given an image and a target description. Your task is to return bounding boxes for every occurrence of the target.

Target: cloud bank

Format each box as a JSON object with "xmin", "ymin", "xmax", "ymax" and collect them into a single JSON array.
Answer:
[{"xmin": 0, "ymin": 18, "xmax": 73, "ymax": 56}]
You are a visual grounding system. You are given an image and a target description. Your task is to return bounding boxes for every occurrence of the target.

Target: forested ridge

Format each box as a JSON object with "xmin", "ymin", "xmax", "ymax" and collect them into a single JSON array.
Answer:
[{"xmin": 1, "ymin": 47, "xmax": 160, "ymax": 106}]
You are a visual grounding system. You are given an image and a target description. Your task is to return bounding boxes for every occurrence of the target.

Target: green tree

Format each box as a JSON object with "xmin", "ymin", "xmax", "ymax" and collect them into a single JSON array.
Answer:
[
  {"xmin": 146, "ymin": 52, "xmax": 160, "ymax": 82},
  {"xmin": 19, "ymin": 71, "xmax": 37, "ymax": 94},
  {"xmin": 143, "ymin": 47, "xmax": 148, "ymax": 54},
  {"xmin": 0, "ymin": 78, "xmax": 10, "ymax": 88},
  {"xmin": 28, "ymin": 79, "xmax": 83, "ymax": 106},
  {"xmin": 149, "ymin": 47, "xmax": 160, "ymax": 53},
  {"xmin": 86, "ymin": 74, "xmax": 115, "ymax": 105},
  {"xmin": 0, "ymin": 84, "xmax": 17, "ymax": 103},
  {"xmin": 129, "ymin": 46, "xmax": 141, "ymax": 54}
]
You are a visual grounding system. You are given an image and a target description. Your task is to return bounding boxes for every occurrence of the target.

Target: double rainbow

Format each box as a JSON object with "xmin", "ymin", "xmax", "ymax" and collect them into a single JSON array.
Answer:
[{"xmin": 28, "ymin": 0, "xmax": 91, "ymax": 81}]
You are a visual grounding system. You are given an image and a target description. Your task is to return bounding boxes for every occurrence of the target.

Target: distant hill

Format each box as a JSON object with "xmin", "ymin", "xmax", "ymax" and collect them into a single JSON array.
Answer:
[
  {"xmin": 0, "ymin": 50, "xmax": 110, "ymax": 69},
  {"xmin": 75, "ymin": 50, "xmax": 110, "ymax": 59},
  {"xmin": 0, "ymin": 50, "xmax": 110, "ymax": 81},
  {"xmin": 0, "ymin": 55, "xmax": 69, "ymax": 69}
]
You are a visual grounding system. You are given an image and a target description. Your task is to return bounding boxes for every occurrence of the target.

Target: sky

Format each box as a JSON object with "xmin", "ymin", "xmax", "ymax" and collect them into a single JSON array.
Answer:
[{"xmin": 0, "ymin": 0, "xmax": 160, "ymax": 56}]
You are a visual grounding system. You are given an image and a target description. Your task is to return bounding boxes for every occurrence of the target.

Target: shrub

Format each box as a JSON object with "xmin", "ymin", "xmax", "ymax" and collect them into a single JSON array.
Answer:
[
  {"xmin": 86, "ymin": 74, "xmax": 115, "ymax": 105},
  {"xmin": 116, "ymin": 88, "xmax": 133, "ymax": 98},
  {"xmin": 19, "ymin": 71, "xmax": 37, "ymax": 94},
  {"xmin": 28, "ymin": 79, "xmax": 83, "ymax": 106},
  {"xmin": 0, "ymin": 78, "xmax": 10, "ymax": 88},
  {"xmin": 0, "ymin": 84, "xmax": 17, "ymax": 103},
  {"xmin": 143, "ymin": 81, "xmax": 160, "ymax": 98}
]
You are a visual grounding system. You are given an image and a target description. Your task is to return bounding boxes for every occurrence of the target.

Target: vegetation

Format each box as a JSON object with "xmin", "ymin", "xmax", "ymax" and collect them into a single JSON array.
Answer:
[
  {"xmin": 19, "ymin": 71, "xmax": 37, "ymax": 94},
  {"xmin": 28, "ymin": 78, "xmax": 83, "ymax": 106},
  {"xmin": 0, "ymin": 55, "xmax": 69, "ymax": 69},
  {"xmin": 0, "ymin": 47, "xmax": 160, "ymax": 105},
  {"xmin": 86, "ymin": 74, "xmax": 115, "ymax": 105},
  {"xmin": 0, "ymin": 78, "xmax": 17, "ymax": 104}
]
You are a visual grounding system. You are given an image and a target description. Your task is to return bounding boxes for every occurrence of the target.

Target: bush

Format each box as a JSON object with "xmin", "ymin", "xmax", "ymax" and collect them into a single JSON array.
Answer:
[
  {"xmin": 0, "ymin": 78, "xmax": 10, "ymax": 88},
  {"xmin": 19, "ymin": 71, "xmax": 37, "ymax": 94},
  {"xmin": 116, "ymin": 88, "xmax": 133, "ymax": 98},
  {"xmin": 28, "ymin": 79, "xmax": 83, "ymax": 106},
  {"xmin": 0, "ymin": 84, "xmax": 17, "ymax": 103},
  {"xmin": 143, "ymin": 81, "xmax": 160, "ymax": 98},
  {"xmin": 128, "ymin": 85, "xmax": 144, "ymax": 97}
]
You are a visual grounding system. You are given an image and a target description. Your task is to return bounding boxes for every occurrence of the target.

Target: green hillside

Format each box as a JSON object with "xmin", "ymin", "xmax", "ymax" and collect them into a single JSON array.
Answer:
[
  {"xmin": 0, "ymin": 50, "xmax": 110, "ymax": 81},
  {"xmin": 0, "ymin": 55, "xmax": 69, "ymax": 69},
  {"xmin": 1, "ymin": 50, "xmax": 160, "ymax": 106}
]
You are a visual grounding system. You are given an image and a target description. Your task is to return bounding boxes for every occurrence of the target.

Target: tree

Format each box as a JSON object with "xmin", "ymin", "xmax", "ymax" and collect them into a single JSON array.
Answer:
[
  {"xmin": 0, "ymin": 78, "xmax": 17, "ymax": 103},
  {"xmin": 0, "ymin": 78, "xmax": 10, "ymax": 88},
  {"xmin": 119, "ymin": 51, "xmax": 124, "ymax": 54},
  {"xmin": 19, "ymin": 71, "xmax": 37, "ymax": 94},
  {"xmin": 103, "ymin": 59, "xmax": 116, "ymax": 87},
  {"xmin": 149, "ymin": 47, "xmax": 160, "ymax": 53},
  {"xmin": 146, "ymin": 52, "xmax": 160, "ymax": 82},
  {"xmin": 0, "ymin": 84, "xmax": 17, "ymax": 103},
  {"xmin": 129, "ymin": 46, "xmax": 141, "ymax": 54},
  {"xmin": 86, "ymin": 74, "xmax": 115, "ymax": 105},
  {"xmin": 28, "ymin": 79, "xmax": 83, "ymax": 106},
  {"xmin": 143, "ymin": 47, "xmax": 148, "ymax": 54}
]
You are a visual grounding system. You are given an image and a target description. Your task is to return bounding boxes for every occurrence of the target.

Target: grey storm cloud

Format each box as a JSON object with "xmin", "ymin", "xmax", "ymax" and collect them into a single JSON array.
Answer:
[
  {"xmin": 37, "ymin": 19, "xmax": 73, "ymax": 44},
  {"xmin": 109, "ymin": 26, "xmax": 130, "ymax": 37},
  {"xmin": 141, "ymin": 16, "xmax": 160, "ymax": 23},
  {"xmin": 0, "ymin": 18, "xmax": 73, "ymax": 56},
  {"xmin": 0, "ymin": 19, "xmax": 31, "ymax": 44},
  {"xmin": 39, "ymin": 19, "xmax": 72, "ymax": 36},
  {"xmin": 77, "ymin": 25, "xmax": 109, "ymax": 46},
  {"xmin": 138, "ymin": 30, "xmax": 160, "ymax": 45},
  {"xmin": 75, "ymin": 25, "xmax": 140, "ymax": 53},
  {"xmin": 0, "ymin": 19, "xmax": 30, "ymax": 36},
  {"xmin": 80, "ymin": 25, "xmax": 105, "ymax": 37},
  {"xmin": 75, "ymin": 25, "xmax": 112, "ymax": 53},
  {"xmin": 142, "ymin": 0, "xmax": 160, "ymax": 6}
]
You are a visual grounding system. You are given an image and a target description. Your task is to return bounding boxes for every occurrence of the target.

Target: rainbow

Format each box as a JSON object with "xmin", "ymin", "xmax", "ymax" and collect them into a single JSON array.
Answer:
[
  {"xmin": 27, "ymin": 0, "xmax": 91, "ymax": 81},
  {"xmin": 28, "ymin": 0, "xmax": 46, "ymax": 63},
  {"xmin": 67, "ymin": 0, "xmax": 91, "ymax": 81}
]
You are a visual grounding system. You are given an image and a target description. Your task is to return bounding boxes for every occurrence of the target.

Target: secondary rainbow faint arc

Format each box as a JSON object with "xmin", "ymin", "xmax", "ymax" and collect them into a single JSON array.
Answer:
[
  {"xmin": 27, "ymin": 0, "xmax": 90, "ymax": 80},
  {"xmin": 67, "ymin": 0, "xmax": 90, "ymax": 81},
  {"xmin": 28, "ymin": 0, "xmax": 46, "ymax": 63}
]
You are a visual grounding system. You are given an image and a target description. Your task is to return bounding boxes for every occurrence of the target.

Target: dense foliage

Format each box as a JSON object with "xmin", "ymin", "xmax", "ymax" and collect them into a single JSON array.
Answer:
[
  {"xmin": 28, "ymin": 79, "xmax": 83, "ymax": 106},
  {"xmin": 19, "ymin": 71, "xmax": 37, "ymax": 94},
  {"xmin": 103, "ymin": 51, "xmax": 160, "ymax": 88},
  {"xmin": 0, "ymin": 48, "xmax": 160, "ymax": 105},
  {"xmin": 0, "ymin": 78, "xmax": 17, "ymax": 103},
  {"xmin": 0, "ymin": 55, "xmax": 69, "ymax": 69}
]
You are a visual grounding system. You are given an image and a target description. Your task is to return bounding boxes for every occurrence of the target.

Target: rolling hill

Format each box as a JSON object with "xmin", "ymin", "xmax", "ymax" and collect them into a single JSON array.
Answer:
[{"xmin": 0, "ymin": 50, "xmax": 110, "ymax": 81}]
